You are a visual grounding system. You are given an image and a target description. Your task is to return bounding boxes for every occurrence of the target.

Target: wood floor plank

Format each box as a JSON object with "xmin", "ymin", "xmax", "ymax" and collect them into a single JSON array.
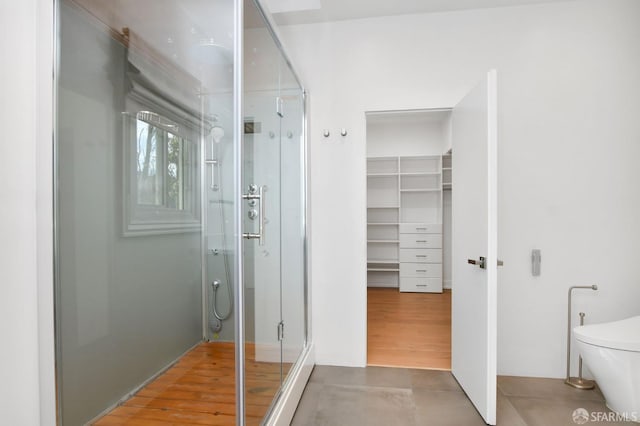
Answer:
[
  {"xmin": 123, "ymin": 396, "xmax": 268, "ymax": 418},
  {"xmin": 367, "ymin": 288, "xmax": 452, "ymax": 370},
  {"xmin": 94, "ymin": 342, "xmax": 281, "ymax": 425},
  {"xmin": 103, "ymin": 406, "xmax": 235, "ymax": 425},
  {"xmin": 94, "ymin": 415, "xmax": 194, "ymax": 426}
]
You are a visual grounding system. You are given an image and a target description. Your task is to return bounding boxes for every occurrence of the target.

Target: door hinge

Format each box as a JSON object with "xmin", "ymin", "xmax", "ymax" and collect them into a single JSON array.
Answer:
[
  {"xmin": 277, "ymin": 320, "xmax": 284, "ymax": 342},
  {"xmin": 276, "ymin": 97, "xmax": 284, "ymax": 117}
]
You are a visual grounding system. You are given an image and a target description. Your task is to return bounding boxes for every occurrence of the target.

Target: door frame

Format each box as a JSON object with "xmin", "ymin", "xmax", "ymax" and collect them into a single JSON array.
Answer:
[
  {"xmin": 361, "ymin": 71, "xmax": 498, "ymax": 424},
  {"xmin": 363, "ymin": 107, "xmax": 453, "ymax": 368}
]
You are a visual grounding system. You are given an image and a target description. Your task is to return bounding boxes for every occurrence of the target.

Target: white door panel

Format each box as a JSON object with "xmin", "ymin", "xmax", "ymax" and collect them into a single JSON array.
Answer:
[{"xmin": 451, "ymin": 70, "xmax": 498, "ymax": 425}]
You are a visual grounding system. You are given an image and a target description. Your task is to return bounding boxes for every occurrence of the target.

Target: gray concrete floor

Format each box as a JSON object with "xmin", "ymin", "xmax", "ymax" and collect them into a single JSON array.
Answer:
[{"xmin": 291, "ymin": 366, "xmax": 634, "ymax": 425}]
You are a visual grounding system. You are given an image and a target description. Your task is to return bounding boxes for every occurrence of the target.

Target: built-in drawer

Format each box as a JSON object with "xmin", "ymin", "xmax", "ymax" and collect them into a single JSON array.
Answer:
[
  {"xmin": 399, "ymin": 248, "xmax": 442, "ymax": 263},
  {"xmin": 399, "ymin": 277, "xmax": 443, "ymax": 293},
  {"xmin": 399, "ymin": 262, "xmax": 442, "ymax": 278},
  {"xmin": 399, "ymin": 223, "xmax": 442, "ymax": 234},
  {"xmin": 399, "ymin": 233, "xmax": 442, "ymax": 249}
]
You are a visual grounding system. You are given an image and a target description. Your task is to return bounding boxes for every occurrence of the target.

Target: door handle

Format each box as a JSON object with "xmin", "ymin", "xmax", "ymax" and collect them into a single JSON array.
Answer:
[
  {"xmin": 242, "ymin": 185, "xmax": 265, "ymax": 246},
  {"xmin": 468, "ymin": 257, "xmax": 486, "ymax": 269},
  {"xmin": 468, "ymin": 257, "xmax": 504, "ymax": 269}
]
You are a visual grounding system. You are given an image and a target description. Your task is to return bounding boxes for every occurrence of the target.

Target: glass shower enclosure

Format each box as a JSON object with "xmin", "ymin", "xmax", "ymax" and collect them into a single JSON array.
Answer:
[{"xmin": 54, "ymin": 0, "xmax": 308, "ymax": 424}]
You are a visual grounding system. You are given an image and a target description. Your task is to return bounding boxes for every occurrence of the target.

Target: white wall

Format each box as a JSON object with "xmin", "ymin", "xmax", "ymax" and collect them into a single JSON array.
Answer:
[
  {"xmin": 0, "ymin": 0, "xmax": 55, "ymax": 424},
  {"xmin": 366, "ymin": 117, "xmax": 447, "ymax": 157},
  {"xmin": 279, "ymin": 0, "xmax": 640, "ymax": 375}
]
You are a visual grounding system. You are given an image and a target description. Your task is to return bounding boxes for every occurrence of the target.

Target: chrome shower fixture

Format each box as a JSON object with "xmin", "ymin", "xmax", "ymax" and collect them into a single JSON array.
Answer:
[{"xmin": 212, "ymin": 125, "xmax": 224, "ymax": 143}]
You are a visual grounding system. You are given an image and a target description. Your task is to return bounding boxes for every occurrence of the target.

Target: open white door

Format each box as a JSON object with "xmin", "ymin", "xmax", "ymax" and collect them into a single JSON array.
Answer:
[{"xmin": 451, "ymin": 70, "xmax": 498, "ymax": 425}]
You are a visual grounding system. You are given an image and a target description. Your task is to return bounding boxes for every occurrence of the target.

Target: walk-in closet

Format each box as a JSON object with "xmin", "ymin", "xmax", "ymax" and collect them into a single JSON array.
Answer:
[{"xmin": 366, "ymin": 109, "xmax": 453, "ymax": 370}]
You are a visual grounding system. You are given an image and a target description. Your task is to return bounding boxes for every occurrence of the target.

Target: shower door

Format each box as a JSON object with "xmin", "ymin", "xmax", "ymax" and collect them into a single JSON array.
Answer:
[{"xmin": 241, "ymin": 1, "xmax": 307, "ymax": 422}]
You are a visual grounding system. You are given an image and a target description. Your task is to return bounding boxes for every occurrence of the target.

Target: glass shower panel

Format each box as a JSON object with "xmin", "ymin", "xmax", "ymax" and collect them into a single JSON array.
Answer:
[
  {"xmin": 242, "ymin": 1, "xmax": 285, "ymax": 423},
  {"xmin": 278, "ymin": 61, "xmax": 306, "ymax": 384},
  {"xmin": 55, "ymin": 1, "xmax": 234, "ymax": 424}
]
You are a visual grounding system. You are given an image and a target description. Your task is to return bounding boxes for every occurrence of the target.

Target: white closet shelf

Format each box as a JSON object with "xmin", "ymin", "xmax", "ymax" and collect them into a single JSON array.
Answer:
[
  {"xmin": 399, "ymin": 172, "xmax": 441, "ymax": 176},
  {"xmin": 367, "ymin": 154, "xmax": 444, "ymax": 292}
]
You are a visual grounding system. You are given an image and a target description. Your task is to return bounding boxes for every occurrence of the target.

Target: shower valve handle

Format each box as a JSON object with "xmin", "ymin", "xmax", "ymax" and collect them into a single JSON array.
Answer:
[{"xmin": 242, "ymin": 185, "xmax": 265, "ymax": 245}]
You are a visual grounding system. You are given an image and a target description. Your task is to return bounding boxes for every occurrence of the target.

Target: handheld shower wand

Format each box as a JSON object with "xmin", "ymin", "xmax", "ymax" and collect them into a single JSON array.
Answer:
[{"xmin": 565, "ymin": 285, "xmax": 598, "ymax": 389}]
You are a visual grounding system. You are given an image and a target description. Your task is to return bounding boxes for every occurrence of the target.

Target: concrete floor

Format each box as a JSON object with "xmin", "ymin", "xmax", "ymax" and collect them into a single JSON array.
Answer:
[{"xmin": 291, "ymin": 366, "xmax": 635, "ymax": 425}]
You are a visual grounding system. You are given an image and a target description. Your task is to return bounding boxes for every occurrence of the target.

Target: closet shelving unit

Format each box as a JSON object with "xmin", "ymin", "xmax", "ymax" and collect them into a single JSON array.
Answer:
[
  {"xmin": 442, "ymin": 152, "xmax": 452, "ymax": 190},
  {"xmin": 441, "ymin": 151, "xmax": 452, "ymax": 289},
  {"xmin": 367, "ymin": 156, "xmax": 443, "ymax": 292},
  {"xmin": 367, "ymin": 158, "xmax": 401, "ymax": 286}
]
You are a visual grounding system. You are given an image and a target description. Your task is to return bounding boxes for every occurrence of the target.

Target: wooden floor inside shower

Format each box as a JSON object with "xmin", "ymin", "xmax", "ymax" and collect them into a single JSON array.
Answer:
[{"xmin": 94, "ymin": 342, "xmax": 286, "ymax": 425}]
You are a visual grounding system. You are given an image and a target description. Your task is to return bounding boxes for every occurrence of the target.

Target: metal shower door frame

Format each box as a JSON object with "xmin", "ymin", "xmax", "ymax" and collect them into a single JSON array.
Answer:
[{"xmin": 234, "ymin": 0, "xmax": 310, "ymax": 424}]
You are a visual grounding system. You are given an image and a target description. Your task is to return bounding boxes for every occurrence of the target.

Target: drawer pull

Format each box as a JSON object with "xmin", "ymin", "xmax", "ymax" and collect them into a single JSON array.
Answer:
[
  {"xmin": 416, "ymin": 269, "xmax": 427, "ymax": 272},
  {"xmin": 416, "ymin": 240, "xmax": 427, "ymax": 243},
  {"xmin": 416, "ymin": 284, "xmax": 427, "ymax": 287},
  {"xmin": 416, "ymin": 227, "xmax": 427, "ymax": 231},
  {"xmin": 415, "ymin": 255, "xmax": 427, "ymax": 258}
]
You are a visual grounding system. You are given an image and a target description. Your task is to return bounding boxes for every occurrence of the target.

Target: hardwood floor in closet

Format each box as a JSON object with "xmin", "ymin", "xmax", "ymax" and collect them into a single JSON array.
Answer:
[
  {"xmin": 367, "ymin": 288, "xmax": 452, "ymax": 370},
  {"xmin": 94, "ymin": 342, "xmax": 288, "ymax": 426}
]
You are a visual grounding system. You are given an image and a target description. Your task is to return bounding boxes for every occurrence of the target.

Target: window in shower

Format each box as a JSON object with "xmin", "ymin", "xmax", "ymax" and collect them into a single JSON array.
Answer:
[
  {"xmin": 123, "ymin": 108, "xmax": 200, "ymax": 236},
  {"xmin": 135, "ymin": 118, "xmax": 192, "ymax": 210}
]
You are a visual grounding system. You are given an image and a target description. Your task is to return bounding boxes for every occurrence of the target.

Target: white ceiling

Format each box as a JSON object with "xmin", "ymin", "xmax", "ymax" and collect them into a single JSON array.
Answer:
[{"xmin": 265, "ymin": 0, "xmax": 577, "ymax": 25}]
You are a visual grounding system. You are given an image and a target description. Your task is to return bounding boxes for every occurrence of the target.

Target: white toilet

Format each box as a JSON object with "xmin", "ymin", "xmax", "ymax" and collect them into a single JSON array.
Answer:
[{"xmin": 574, "ymin": 315, "xmax": 640, "ymax": 422}]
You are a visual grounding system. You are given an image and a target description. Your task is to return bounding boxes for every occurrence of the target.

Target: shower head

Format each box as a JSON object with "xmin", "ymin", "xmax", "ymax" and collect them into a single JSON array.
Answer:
[
  {"xmin": 211, "ymin": 125, "xmax": 224, "ymax": 143},
  {"xmin": 191, "ymin": 39, "xmax": 232, "ymax": 65}
]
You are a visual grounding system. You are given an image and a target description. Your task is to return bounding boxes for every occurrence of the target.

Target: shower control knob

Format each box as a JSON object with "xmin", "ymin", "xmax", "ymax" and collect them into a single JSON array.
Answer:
[
  {"xmin": 248, "ymin": 199, "xmax": 257, "ymax": 207},
  {"xmin": 248, "ymin": 209, "xmax": 258, "ymax": 220},
  {"xmin": 248, "ymin": 184, "xmax": 258, "ymax": 194}
]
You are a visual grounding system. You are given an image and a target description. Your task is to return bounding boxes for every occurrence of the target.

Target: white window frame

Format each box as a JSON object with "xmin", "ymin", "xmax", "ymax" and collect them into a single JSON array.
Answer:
[{"xmin": 123, "ymin": 98, "xmax": 200, "ymax": 237}]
